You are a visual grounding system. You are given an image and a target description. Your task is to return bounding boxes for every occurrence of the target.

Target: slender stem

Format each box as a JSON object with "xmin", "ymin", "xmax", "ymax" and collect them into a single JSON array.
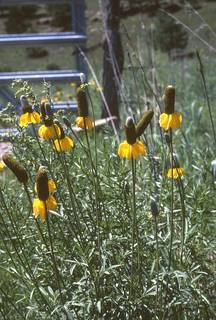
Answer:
[
  {"xmin": 154, "ymin": 214, "xmax": 159, "ymax": 320},
  {"xmin": 0, "ymin": 197, "xmax": 51, "ymax": 311},
  {"xmin": 0, "ymin": 287, "xmax": 24, "ymax": 317},
  {"xmin": 130, "ymin": 158, "xmax": 137, "ymax": 304},
  {"xmin": 176, "ymin": 176, "xmax": 186, "ymax": 265},
  {"xmin": 45, "ymin": 203, "xmax": 65, "ymax": 305},
  {"xmin": 83, "ymin": 121, "xmax": 102, "ymax": 310},
  {"xmin": 168, "ymin": 130, "xmax": 174, "ymax": 271}
]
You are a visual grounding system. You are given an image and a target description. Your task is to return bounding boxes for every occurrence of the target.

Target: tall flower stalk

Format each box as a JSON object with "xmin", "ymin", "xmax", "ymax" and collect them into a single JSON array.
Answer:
[
  {"xmin": 118, "ymin": 112, "xmax": 154, "ymax": 306},
  {"xmin": 159, "ymin": 85, "xmax": 183, "ymax": 270}
]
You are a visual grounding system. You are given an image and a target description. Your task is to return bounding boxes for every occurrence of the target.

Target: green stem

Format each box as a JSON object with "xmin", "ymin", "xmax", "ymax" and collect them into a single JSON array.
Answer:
[
  {"xmin": 168, "ymin": 130, "xmax": 174, "ymax": 271},
  {"xmin": 176, "ymin": 176, "xmax": 186, "ymax": 265},
  {"xmin": 130, "ymin": 158, "xmax": 138, "ymax": 305},
  {"xmin": 0, "ymin": 287, "xmax": 24, "ymax": 318},
  {"xmin": 83, "ymin": 121, "xmax": 102, "ymax": 310},
  {"xmin": 154, "ymin": 214, "xmax": 159, "ymax": 320},
  {"xmin": 45, "ymin": 203, "xmax": 65, "ymax": 305}
]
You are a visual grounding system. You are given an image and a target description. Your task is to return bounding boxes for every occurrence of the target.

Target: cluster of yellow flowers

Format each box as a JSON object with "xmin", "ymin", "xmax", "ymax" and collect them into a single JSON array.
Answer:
[
  {"xmin": 1, "ymin": 153, "xmax": 57, "ymax": 222},
  {"xmin": 18, "ymin": 87, "xmax": 93, "ymax": 151},
  {"xmin": 118, "ymin": 85, "xmax": 185, "ymax": 179},
  {"xmin": 15, "ymin": 88, "xmax": 94, "ymax": 221},
  {"xmin": 1, "ymin": 84, "xmax": 185, "ymax": 222}
]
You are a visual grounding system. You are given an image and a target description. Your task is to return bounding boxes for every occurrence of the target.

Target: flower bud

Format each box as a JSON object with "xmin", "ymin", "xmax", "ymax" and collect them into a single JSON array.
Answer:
[
  {"xmin": 164, "ymin": 85, "xmax": 175, "ymax": 114},
  {"xmin": 136, "ymin": 110, "xmax": 154, "ymax": 137},
  {"xmin": 2, "ymin": 153, "xmax": 28, "ymax": 184},
  {"xmin": 125, "ymin": 117, "xmax": 136, "ymax": 145},
  {"xmin": 36, "ymin": 167, "xmax": 49, "ymax": 201}
]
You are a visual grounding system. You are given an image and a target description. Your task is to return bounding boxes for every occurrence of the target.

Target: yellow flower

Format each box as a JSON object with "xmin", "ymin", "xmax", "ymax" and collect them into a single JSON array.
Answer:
[
  {"xmin": 167, "ymin": 167, "xmax": 185, "ymax": 179},
  {"xmin": 53, "ymin": 136, "xmax": 74, "ymax": 152},
  {"xmin": 118, "ymin": 140, "xmax": 147, "ymax": 160},
  {"xmin": 159, "ymin": 85, "xmax": 182, "ymax": 131},
  {"xmin": 0, "ymin": 161, "xmax": 6, "ymax": 172},
  {"xmin": 35, "ymin": 179, "xmax": 56, "ymax": 193},
  {"xmin": 19, "ymin": 111, "xmax": 41, "ymax": 127},
  {"xmin": 159, "ymin": 112, "xmax": 182, "ymax": 131},
  {"xmin": 38, "ymin": 124, "xmax": 61, "ymax": 140},
  {"xmin": 33, "ymin": 195, "xmax": 57, "ymax": 222},
  {"xmin": 75, "ymin": 116, "xmax": 93, "ymax": 130},
  {"xmin": 48, "ymin": 179, "xmax": 56, "ymax": 192}
]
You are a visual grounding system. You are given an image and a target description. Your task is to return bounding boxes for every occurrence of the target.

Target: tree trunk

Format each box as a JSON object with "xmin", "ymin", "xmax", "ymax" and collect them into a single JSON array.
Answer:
[{"xmin": 101, "ymin": 0, "xmax": 124, "ymax": 126}]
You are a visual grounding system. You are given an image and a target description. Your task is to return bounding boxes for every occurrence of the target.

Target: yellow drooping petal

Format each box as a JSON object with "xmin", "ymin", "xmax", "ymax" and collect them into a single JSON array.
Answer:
[
  {"xmin": 159, "ymin": 112, "xmax": 182, "ymax": 131},
  {"xmin": 75, "ymin": 116, "xmax": 93, "ymax": 130},
  {"xmin": 0, "ymin": 161, "xmax": 6, "ymax": 172},
  {"xmin": 48, "ymin": 179, "xmax": 56, "ymax": 193},
  {"xmin": 33, "ymin": 195, "xmax": 57, "ymax": 222},
  {"xmin": 118, "ymin": 140, "xmax": 147, "ymax": 160},
  {"xmin": 46, "ymin": 195, "xmax": 57, "ymax": 210},
  {"xmin": 19, "ymin": 111, "xmax": 41, "ymax": 127},
  {"xmin": 167, "ymin": 167, "xmax": 185, "ymax": 179},
  {"xmin": 53, "ymin": 136, "xmax": 74, "ymax": 152},
  {"xmin": 38, "ymin": 124, "xmax": 61, "ymax": 140}
]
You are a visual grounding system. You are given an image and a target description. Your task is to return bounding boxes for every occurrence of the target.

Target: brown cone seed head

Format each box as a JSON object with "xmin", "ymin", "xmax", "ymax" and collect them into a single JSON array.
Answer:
[
  {"xmin": 36, "ymin": 167, "xmax": 49, "ymax": 201},
  {"xmin": 164, "ymin": 85, "xmax": 175, "ymax": 114},
  {"xmin": 77, "ymin": 88, "xmax": 89, "ymax": 117},
  {"xmin": 125, "ymin": 117, "xmax": 136, "ymax": 145},
  {"xmin": 2, "ymin": 154, "xmax": 28, "ymax": 184},
  {"xmin": 136, "ymin": 110, "xmax": 154, "ymax": 137}
]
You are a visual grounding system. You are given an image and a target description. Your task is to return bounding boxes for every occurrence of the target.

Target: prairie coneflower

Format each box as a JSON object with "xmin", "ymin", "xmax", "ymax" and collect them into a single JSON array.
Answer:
[
  {"xmin": 38, "ymin": 103, "xmax": 61, "ymax": 140},
  {"xmin": 118, "ymin": 111, "xmax": 154, "ymax": 160},
  {"xmin": 75, "ymin": 87, "xmax": 93, "ymax": 130},
  {"xmin": 167, "ymin": 167, "xmax": 185, "ymax": 179},
  {"xmin": 118, "ymin": 117, "xmax": 147, "ymax": 160},
  {"xmin": 33, "ymin": 167, "xmax": 57, "ymax": 222},
  {"xmin": 53, "ymin": 122, "xmax": 74, "ymax": 152},
  {"xmin": 38, "ymin": 122, "xmax": 61, "ymax": 140},
  {"xmin": 19, "ymin": 95, "xmax": 41, "ymax": 127},
  {"xmin": 159, "ymin": 86, "xmax": 182, "ymax": 131}
]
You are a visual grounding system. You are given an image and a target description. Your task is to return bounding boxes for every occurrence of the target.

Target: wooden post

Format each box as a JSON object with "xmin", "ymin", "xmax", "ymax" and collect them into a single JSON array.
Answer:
[{"xmin": 101, "ymin": 0, "xmax": 124, "ymax": 126}]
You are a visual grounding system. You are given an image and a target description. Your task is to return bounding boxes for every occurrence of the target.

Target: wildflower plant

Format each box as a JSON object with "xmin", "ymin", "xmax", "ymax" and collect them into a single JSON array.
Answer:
[{"xmin": 0, "ymin": 76, "xmax": 215, "ymax": 320}]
